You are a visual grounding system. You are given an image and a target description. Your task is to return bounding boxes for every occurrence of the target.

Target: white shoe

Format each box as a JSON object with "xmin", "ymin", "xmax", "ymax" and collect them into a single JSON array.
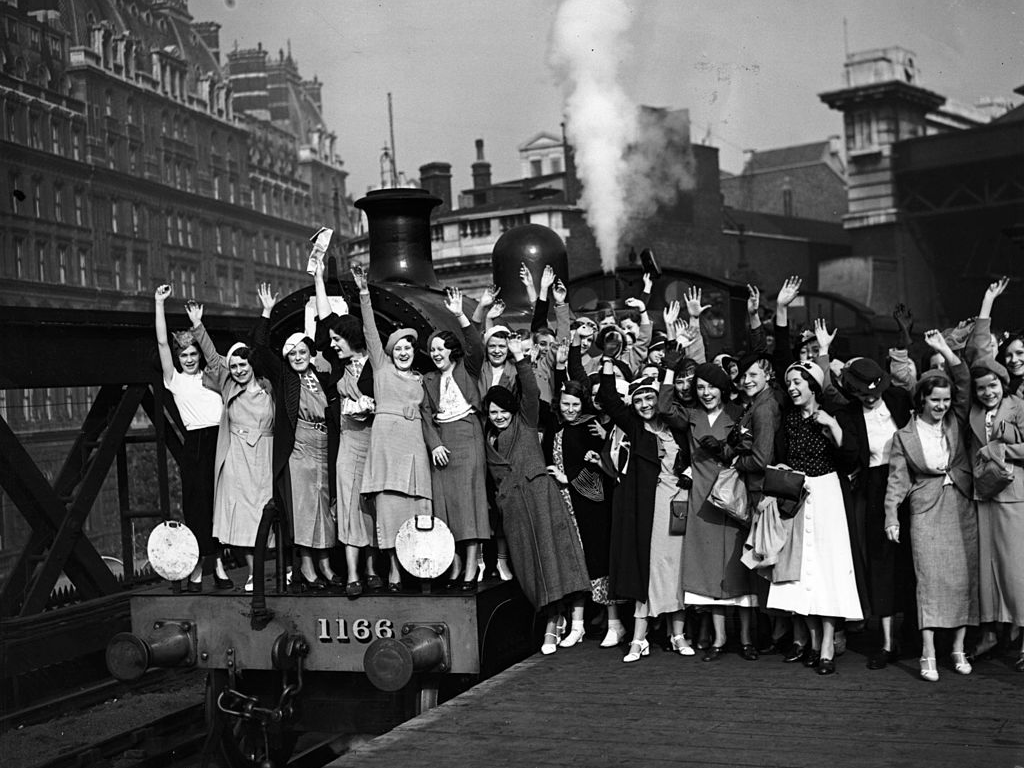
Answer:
[
  {"xmin": 559, "ymin": 628, "xmax": 585, "ymax": 648},
  {"xmin": 496, "ymin": 555, "xmax": 513, "ymax": 581},
  {"xmin": 671, "ymin": 634, "xmax": 695, "ymax": 656},
  {"xmin": 951, "ymin": 651, "xmax": 972, "ymax": 675},
  {"xmin": 244, "ymin": 575, "xmax": 254, "ymax": 593},
  {"xmin": 541, "ymin": 632, "xmax": 559, "ymax": 655},
  {"xmin": 919, "ymin": 657, "xmax": 939, "ymax": 682},
  {"xmin": 623, "ymin": 640, "xmax": 650, "ymax": 663},
  {"xmin": 476, "ymin": 559, "xmax": 486, "ymax": 582},
  {"xmin": 600, "ymin": 626, "xmax": 627, "ymax": 648}
]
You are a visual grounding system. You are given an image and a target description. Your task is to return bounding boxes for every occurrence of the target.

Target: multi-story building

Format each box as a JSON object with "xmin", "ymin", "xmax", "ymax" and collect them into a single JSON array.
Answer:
[{"xmin": 0, "ymin": 0, "xmax": 354, "ymax": 580}]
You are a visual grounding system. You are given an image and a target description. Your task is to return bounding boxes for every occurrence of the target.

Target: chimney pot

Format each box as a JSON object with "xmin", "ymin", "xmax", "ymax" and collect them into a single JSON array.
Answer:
[{"xmin": 475, "ymin": 139, "xmax": 485, "ymax": 161}]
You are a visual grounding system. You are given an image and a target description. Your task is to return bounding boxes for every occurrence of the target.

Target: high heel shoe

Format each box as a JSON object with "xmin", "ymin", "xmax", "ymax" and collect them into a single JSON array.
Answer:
[
  {"xmin": 600, "ymin": 626, "xmax": 627, "ymax": 648},
  {"xmin": 817, "ymin": 657, "xmax": 836, "ymax": 676},
  {"xmin": 702, "ymin": 645, "xmax": 725, "ymax": 662},
  {"xmin": 919, "ymin": 657, "xmax": 939, "ymax": 682},
  {"xmin": 244, "ymin": 575, "xmax": 254, "ymax": 593},
  {"xmin": 951, "ymin": 651, "xmax": 972, "ymax": 675},
  {"xmin": 541, "ymin": 632, "xmax": 560, "ymax": 655},
  {"xmin": 496, "ymin": 555, "xmax": 513, "ymax": 582},
  {"xmin": 366, "ymin": 575, "xmax": 384, "ymax": 591},
  {"xmin": 623, "ymin": 640, "xmax": 650, "ymax": 663},
  {"xmin": 803, "ymin": 649, "xmax": 821, "ymax": 668},
  {"xmin": 299, "ymin": 574, "xmax": 327, "ymax": 591},
  {"xmin": 476, "ymin": 559, "xmax": 486, "ymax": 582},
  {"xmin": 214, "ymin": 575, "xmax": 234, "ymax": 590},
  {"xmin": 559, "ymin": 627, "xmax": 585, "ymax": 648},
  {"xmin": 671, "ymin": 634, "xmax": 695, "ymax": 656},
  {"xmin": 782, "ymin": 643, "xmax": 806, "ymax": 663}
]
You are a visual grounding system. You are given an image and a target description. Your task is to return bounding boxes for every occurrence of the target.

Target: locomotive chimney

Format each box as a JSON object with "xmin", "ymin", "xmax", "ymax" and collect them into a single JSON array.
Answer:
[
  {"xmin": 472, "ymin": 139, "xmax": 491, "ymax": 189},
  {"xmin": 355, "ymin": 188, "xmax": 442, "ymax": 289}
]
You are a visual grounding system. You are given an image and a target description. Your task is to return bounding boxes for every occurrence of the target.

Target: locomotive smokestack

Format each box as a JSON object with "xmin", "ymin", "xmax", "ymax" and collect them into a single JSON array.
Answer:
[{"xmin": 355, "ymin": 188, "xmax": 442, "ymax": 288}]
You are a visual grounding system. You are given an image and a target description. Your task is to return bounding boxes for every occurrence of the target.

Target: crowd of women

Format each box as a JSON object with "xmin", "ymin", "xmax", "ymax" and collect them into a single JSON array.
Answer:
[{"xmin": 154, "ymin": 259, "xmax": 1024, "ymax": 682}]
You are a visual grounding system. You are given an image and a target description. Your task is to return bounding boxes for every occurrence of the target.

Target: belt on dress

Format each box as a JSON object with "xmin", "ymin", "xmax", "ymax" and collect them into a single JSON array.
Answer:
[
  {"xmin": 297, "ymin": 418, "xmax": 328, "ymax": 434},
  {"xmin": 375, "ymin": 405, "xmax": 421, "ymax": 421},
  {"xmin": 230, "ymin": 425, "xmax": 274, "ymax": 440}
]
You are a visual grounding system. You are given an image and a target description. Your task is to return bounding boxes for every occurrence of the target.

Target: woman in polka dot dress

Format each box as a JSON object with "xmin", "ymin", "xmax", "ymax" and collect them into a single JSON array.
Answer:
[{"xmin": 767, "ymin": 361, "xmax": 864, "ymax": 675}]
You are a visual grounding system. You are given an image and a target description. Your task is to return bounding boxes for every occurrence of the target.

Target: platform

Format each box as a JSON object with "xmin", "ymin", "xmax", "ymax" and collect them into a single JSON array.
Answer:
[{"xmin": 328, "ymin": 639, "xmax": 1024, "ymax": 767}]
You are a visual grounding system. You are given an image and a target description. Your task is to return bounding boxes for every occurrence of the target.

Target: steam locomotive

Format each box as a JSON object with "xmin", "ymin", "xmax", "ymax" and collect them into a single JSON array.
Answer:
[{"xmin": 103, "ymin": 187, "xmax": 885, "ymax": 767}]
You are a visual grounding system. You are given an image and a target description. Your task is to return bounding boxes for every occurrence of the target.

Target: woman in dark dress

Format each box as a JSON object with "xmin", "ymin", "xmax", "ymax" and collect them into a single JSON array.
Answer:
[
  {"xmin": 420, "ymin": 288, "xmax": 490, "ymax": 590},
  {"xmin": 483, "ymin": 336, "xmax": 591, "ymax": 655},
  {"xmin": 252, "ymin": 283, "xmax": 341, "ymax": 590},
  {"xmin": 544, "ymin": 379, "xmax": 620, "ymax": 648}
]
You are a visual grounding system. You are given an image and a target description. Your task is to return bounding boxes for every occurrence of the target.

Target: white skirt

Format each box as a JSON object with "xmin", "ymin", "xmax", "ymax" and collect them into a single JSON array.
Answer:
[{"xmin": 767, "ymin": 472, "xmax": 863, "ymax": 620}]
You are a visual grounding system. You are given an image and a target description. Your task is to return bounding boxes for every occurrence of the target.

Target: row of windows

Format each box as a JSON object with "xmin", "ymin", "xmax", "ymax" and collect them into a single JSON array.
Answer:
[
  {"xmin": 9, "ymin": 237, "xmax": 94, "ymax": 286},
  {"xmin": 0, "ymin": 387, "xmax": 94, "ymax": 426}
]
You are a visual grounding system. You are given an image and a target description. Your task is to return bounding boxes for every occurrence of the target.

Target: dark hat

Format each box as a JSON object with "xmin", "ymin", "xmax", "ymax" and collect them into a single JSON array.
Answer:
[
  {"xmin": 694, "ymin": 362, "xmax": 732, "ymax": 394},
  {"xmin": 736, "ymin": 352, "xmax": 773, "ymax": 378},
  {"xmin": 627, "ymin": 375, "xmax": 658, "ymax": 399},
  {"xmin": 648, "ymin": 330, "xmax": 668, "ymax": 351},
  {"xmin": 595, "ymin": 326, "xmax": 626, "ymax": 356},
  {"xmin": 844, "ymin": 357, "xmax": 890, "ymax": 397}
]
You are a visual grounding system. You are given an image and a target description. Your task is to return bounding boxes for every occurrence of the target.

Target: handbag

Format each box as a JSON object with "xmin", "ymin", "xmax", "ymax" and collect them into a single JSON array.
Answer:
[
  {"xmin": 669, "ymin": 490, "xmax": 688, "ymax": 536},
  {"xmin": 974, "ymin": 441, "xmax": 1014, "ymax": 500},
  {"xmin": 763, "ymin": 465, "xmax": 806, "ymax": 502},
  {"xmin": 709, "ymin": 466, "xmax": 750, "ymax": 526}
]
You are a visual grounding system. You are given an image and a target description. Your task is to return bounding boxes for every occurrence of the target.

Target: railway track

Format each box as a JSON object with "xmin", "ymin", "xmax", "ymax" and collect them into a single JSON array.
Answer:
[{"xmin": 33, "ymin": 703, "xmax": 205, "ymax": 768}]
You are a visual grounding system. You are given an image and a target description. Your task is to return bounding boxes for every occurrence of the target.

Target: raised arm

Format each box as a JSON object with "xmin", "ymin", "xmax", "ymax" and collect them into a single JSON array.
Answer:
[
  {"xmin": 312, "ymin": 255, "xmax": 333, "ymax": 320},
  {"xmin": 682, "ymin": 289, "xmax": 709, "ymax": 365},
  {"xmin": 353, "ymin": 265, "xmax": 386, "ymax": 368},
  {"xmin": 657, "ymin": 367, "xmax": 689, "ymax": 433},
  {"xmin": 772, "ymin": 276, "xmax": 802, "ymax": 372},
  {"xmin": 508, "ymin": 336, "xmax": 540, "ymax": 429},
  {"xmin": 519, "ymin": 262, "xmax": 539, "ymax": 307},
  {"xmin": 966, "ymin": 278, "xmax": 1007, "ymax": 364},
  {"xmin": 597, "ymin": 363, "xmax": 634, "ymax": 433},
  {"xmin": 154, "ymin": 285, "xmax": 176, "ymax": 386},
  {"xmin": 552, "ymin": 279, "xmax": 571, "ymax": 340},
  {"xmin": 252, "ymin": 283, "xmax": 283, "ymax": 380}
]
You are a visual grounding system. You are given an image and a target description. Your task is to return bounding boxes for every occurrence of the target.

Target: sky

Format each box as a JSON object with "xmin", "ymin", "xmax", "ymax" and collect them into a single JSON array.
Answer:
[{"xmin": 190, "ymin": 0, "xmax": 1024, "ymax": 199}]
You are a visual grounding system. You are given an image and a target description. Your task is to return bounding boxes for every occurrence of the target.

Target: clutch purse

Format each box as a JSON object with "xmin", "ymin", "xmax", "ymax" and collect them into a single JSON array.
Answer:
[
  {"xmin": 763, "ymin": 465, "xmax": 806, "ymax": 502},
  {"xmin": 669, "ymin": 491, "xmax": 688, "ymax": 536}
]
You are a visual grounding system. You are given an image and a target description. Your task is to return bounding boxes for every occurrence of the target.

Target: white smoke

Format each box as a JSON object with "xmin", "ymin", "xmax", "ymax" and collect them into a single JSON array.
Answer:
[{"xmin": 550, "ymin": 0, "xmax": 637, "ymax": 274}]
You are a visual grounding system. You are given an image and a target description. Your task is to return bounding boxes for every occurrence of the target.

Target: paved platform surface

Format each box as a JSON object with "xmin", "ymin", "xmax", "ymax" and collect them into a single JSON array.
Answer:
[{"xmin": 329, "ymin": 639, "xmax": 1024, "ymax": 768}]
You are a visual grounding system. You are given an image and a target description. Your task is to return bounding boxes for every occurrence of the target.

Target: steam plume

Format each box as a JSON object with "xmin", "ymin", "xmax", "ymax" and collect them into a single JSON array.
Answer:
[{"xmin": 550, "ymin": 0, "xmax": 636, "ymax": 274}]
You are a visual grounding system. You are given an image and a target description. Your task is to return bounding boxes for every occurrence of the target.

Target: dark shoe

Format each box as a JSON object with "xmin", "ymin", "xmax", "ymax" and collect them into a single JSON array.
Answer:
[
  {"xmin": 803, "ymin": 649, "xmax": 821, "ymax": 668},
  {"xmin": 740, "ymin": 643, "xmax": 759, "ymax": 661},
  {"xmin": 702, "ymin": 645, "xmax": 725, "ymax": 662},
  {"xmin": 387, "ymin": 581, "xmax": 401, "ymax": 593},
  {"xmin": 759, "ymin": 632, "xmax": 792, "ymax": 656},
  {"xmin": 366, "ymin": 575, "xmax": 384, "ymax": 591},
  {"xmin": 459, "ymin": 581, "xmax": 477, "ymax": 593},
  {"xmin": 867, "ymin": 648, "xmax": 893, "ymax": 670},
  {"xmin": 345, "ymin": 580, "xmax": 363, "ymax": 598},
  {"xmin": 214, "ymin": 576, "xmax": 234, "ymax": 590},
  {"xmin": 1015, "ymin": 652, "xmax": 1024, "ymax": 673},
  {"xmin": 782, "ymin": 643, "xmax": 806, "ymax": 663},
  {"xmin": 817, "ymin": 657, "xmax": 836, "ymax": 675},
  {"xmin": 187, "ymin": 579, "xmax": 203, "ymax": 593},
  {"xmin": 299, "ymin": 575, "xmax": 327, "ymax": 591}
]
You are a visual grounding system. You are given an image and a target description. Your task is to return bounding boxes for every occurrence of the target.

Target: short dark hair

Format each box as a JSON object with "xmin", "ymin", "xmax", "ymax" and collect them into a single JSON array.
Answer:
[
  {"xmin": 913, "ymin": 374, "xmax": 952, "ymax": 411},
  {"xmin": 432, "ymin": 330, "xmax": 464, "ymax": 363},
  {"xmin": 327, "ymin": 314, "xmax": 366, "ymax": 352},
  {"xmin": 533, "ymin": 327, "xmax": 555, "ymax": 342}
]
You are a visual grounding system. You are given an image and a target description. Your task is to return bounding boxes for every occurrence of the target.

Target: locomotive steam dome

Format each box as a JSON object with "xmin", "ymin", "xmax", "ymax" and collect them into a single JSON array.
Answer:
[{"xmin": 491, "ymin": 224, "xmax": 570, "ymax": 312}]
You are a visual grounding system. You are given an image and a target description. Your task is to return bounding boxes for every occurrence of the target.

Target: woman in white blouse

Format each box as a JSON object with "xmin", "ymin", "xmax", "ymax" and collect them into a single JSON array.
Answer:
[
  {"xmin": 154, "ymin": 285, "xmax": 232, "ymax": 591},
  {"xmin": 883, "ymin": 331, "xmax": 979, "ymax": 681}
]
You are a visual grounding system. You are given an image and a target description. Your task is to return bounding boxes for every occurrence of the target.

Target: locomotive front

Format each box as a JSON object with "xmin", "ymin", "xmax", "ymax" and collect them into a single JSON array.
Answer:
[{"xmin": 104, "ymin": 188, "xmax": 543, "ymax": 767}]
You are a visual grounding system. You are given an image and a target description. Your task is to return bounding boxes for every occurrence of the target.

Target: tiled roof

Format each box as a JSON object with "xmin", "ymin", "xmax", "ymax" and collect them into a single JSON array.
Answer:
[{"xmin": 744, "ymin": 141, "xmax": 830, "ymax": 173}]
